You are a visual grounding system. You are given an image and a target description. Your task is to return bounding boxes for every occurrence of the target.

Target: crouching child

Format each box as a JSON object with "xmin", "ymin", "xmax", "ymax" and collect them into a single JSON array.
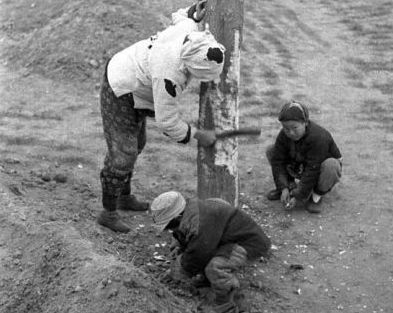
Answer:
[
  {"xmin": 151, "ymin": 191, "xmax": 271, "ymax": 313},
  {"xmin": 266, "ymin": 100, "xmax": 342, "ymax": 213}
]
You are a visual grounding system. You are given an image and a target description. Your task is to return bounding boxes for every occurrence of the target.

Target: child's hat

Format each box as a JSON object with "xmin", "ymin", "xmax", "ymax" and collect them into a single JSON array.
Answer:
[
  {"xmin": 151, "ymin": 191, "xmax": 186, "ymax": 232},
  {"xmin": 278, "ymin": 101, "xmax": 309, "ymax": 122}
]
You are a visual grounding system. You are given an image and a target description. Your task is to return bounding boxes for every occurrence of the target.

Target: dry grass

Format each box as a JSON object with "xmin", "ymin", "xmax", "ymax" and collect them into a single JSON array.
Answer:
[
  {"xmin": 0, "ymin": 135, "xmax": 38, "ymax": 146},
  {"xmin": 359, "ymin": 98, "xmax": 393, "ymax": 131},
  {"xmin": 372, "ymin": 82, "xmax": 393, "ymax": 95},
  {"xmin": 56, "ymin": 155, "xmax": 94, "ymax": 166},
  {"xmin": 0, "ymin": 110, "xmax": 63, "ymax": 120}
]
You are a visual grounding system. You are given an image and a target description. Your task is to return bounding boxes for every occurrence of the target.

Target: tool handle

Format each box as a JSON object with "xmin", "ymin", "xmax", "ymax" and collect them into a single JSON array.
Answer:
[{"xmin": 215, "ymin": 127, "xmax": 261, "ymax": 139}]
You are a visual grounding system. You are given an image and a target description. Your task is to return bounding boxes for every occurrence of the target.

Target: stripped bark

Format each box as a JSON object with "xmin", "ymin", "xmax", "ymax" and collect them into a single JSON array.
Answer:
[{"xmin": 197, "ymin": 0, "xmax": 244, "ymax": 206}]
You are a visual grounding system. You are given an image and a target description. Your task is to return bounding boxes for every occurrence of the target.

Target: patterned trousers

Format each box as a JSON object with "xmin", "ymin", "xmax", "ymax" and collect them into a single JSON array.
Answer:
[{"xmin": 99, "ymin": 63, "xmax": 147, "ymax": 197}]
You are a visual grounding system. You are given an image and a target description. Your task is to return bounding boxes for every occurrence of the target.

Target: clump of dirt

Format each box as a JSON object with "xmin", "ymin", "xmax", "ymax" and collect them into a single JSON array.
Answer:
[
  {"xmin": 0, "ymin": 198, "xmax": 194, "ymax": 313},
  {"xmin": 0, "ymin": 156, "xmax": 210, "ymax": 313}
]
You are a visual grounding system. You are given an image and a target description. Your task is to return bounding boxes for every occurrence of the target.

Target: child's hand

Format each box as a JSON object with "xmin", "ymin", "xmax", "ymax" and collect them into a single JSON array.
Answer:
[
  {"xmin": 284, "ymin": 197, "xmax": 296, "ymax": 210},
  {"xmin": 169, "ymin": 254, "xmax": 189, "ymax": 282},
  {"xmin": 280, "ymin": 188, "xmax": 290, "ymax": 204},
  {"xmin": 286, "ymin": 197, "xmax": 309, "ymax": 210},
  {"xmin": 169, "ymin": 246, "xmax": 181, "ymax": 260}
]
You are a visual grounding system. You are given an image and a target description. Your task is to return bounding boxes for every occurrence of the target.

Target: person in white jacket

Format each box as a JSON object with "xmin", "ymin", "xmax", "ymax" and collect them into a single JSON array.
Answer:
[{"xmin": 97, "ymin": 0, "xmax": 225, "ymax": 233}]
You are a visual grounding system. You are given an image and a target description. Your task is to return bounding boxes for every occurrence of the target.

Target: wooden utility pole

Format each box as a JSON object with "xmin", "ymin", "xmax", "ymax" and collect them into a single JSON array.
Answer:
[{"xmin": 197, "ymin": 0, "xmax": 244, "ymax": 206}]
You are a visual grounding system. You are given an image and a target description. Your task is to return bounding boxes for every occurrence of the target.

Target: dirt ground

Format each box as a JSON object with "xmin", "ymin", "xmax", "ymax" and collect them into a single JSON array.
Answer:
[{"xmin": 1, "ymin": 0, "xmax": 393, "ymax": 312}]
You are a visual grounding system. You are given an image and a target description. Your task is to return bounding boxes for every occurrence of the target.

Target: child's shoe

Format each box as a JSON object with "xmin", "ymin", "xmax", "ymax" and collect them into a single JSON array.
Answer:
[
  {"xmin": 306, "ymin": 192, "xmax": 323, "ymax": 213},
  {"xmin": 311, "ymin": 191, "xmax": 322, "ymax": 204}
]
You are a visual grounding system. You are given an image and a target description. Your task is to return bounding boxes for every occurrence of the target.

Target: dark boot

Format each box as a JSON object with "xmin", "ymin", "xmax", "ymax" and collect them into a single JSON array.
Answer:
[
  {"xmin": 97, "ymin": 194, "xmax": 130, "ymax": 233},
  {"xmin": 266, "ymin": 166, "xmax": 282, "ymax": 201},
  {"xmin": 97, "ymin": 210, "xmax": 130, "ymax": 233},
  {"xmin": 232, "ymin": 290, "xmax": 250, "ymax": 313},
  {"xmin": 117, "ymin": 174, "xmax": 149, "ymax": 211},
  {"xmin": 306, "ymin": 196, "xmax": 322, "ymax": 213},
  {"xmin": 212, "ymin": 290, "xmax": 239, "ymax": 313},
  {"xmin": 117, "ymin": 194, "xmax": 149, "ymax": 211},
  {"xmin": 212, "ymin": 302, "xmax": 238, "ymax": 313}
]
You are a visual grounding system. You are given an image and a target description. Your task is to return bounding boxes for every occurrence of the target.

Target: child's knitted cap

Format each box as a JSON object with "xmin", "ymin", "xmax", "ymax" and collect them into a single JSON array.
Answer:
[{"xmin": 278, "ymin": 101, "xmax": 309, "ymax": 122}]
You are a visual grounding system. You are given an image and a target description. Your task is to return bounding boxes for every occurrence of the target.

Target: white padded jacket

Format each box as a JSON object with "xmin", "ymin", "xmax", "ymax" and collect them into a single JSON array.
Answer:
[{"xmin": 107, "ymin": 7, "xmax": 198, "ymax": 142}]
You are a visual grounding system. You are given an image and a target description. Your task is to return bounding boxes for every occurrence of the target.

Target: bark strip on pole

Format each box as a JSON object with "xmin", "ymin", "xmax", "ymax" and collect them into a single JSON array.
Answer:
[{"xmin": 197, "ymin": 0, "xmax": 244, "ymax": 206}]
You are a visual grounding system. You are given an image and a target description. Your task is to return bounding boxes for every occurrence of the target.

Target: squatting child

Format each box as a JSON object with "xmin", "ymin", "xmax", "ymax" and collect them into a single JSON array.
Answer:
[{"xmin": 266, "ymin": 100, "xmax": 342, "ymax": 213}]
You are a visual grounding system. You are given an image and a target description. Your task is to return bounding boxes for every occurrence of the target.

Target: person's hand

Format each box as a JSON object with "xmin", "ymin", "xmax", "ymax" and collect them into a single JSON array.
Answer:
[
  {"xmin": 280, "ymin": 188, "xmax": 290, "ymax": 204},
  {"xmin": 169, "ymin": 244, "xmax": 181, "ymax": 260},
  {"xmin": 159, "ymin": 269, "xmax": 174, "ymax": 284},
  {"xmin": 195, "ymin": 0, "xmax": 207, "ymax": 22},
  {"xmin": 168, "ymin": 237, "xmax": 182, "ymax": 259},
  {"xmin": 194, "ymin": 129, "xmax": 216, "ymax": 147},
  {"xmin": 285, "ymin": 197, "xmax": 296, "ymax": 210},
  {"xmin": 286, "ymin": 196, "xmax": 308, "ymax": 210},
  {"xmin": 169, "ymin": 254, "xmax": 189, "ymax": 282}
]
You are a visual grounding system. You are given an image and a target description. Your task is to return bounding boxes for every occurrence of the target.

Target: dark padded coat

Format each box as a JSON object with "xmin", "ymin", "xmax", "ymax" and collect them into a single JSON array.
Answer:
[
  {"xmin": 271, "ymin": 120, "xmax": 342, "ymax": 200},
  {"xmin": 173, "ymin": 198, "xmax": 271, "ymax": 276}
]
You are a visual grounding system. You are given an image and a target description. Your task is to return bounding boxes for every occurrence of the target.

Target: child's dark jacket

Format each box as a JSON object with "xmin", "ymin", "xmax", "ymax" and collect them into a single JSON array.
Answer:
[
  {"xmin": 271, "ymin": 120, "xmax": 341, "ymax": 199},
  {"xmin": 173, "ymin": 198, "xmax": 271, "ymax": 276}
]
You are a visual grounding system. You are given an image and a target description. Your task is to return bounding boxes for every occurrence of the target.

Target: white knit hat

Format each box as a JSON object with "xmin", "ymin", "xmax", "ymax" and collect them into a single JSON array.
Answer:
[
  {"xmin": 180, "ymin": 30, "xmax": 225, "ymax": 82},
  {"xmin": 151, "ymin": 191, "xmax": 186, "ymax": 232}
]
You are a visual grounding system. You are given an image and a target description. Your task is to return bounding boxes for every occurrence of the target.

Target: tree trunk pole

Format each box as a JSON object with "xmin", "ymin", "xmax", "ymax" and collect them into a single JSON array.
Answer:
[{"xmin": 197, "ymin": 0, "xmax": 244, "ymax": 206}]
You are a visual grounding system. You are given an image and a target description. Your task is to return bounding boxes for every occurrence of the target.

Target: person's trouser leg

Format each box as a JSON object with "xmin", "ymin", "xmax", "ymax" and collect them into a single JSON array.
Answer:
[
  {"xmin": 306, "ymin": 158, "xmax": 342, "ymax": 213},
  {"xmin": 97, "ymin": 63, "xmax": 146, "ymax": 232},
  {"xmin": 315, "ymin": 158, "xmax": 342, "ymax": 195},
  {"xmin": 266, "ymin": 144, "xmax": 295, "ymax": 200},
  {"xmin": 116, "ymin": 118, "xmax": 150, "ymax": 211},
  {"xmin": 205, "ymin": 244, "xmax": 249, "ymax": 313}
]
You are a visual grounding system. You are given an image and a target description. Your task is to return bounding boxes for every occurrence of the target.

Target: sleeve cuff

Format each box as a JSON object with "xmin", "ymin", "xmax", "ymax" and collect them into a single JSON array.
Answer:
[
  {"xmin": 187, "ymin": 4, "xmax": 201, "ymax": 22},
  {"xmin": 177, "ymin": 124, "xmax": 192, "ymax": 144},
  {"xmin": 190, "ymin": 126, "xmax": 197, "ymax": 141}
]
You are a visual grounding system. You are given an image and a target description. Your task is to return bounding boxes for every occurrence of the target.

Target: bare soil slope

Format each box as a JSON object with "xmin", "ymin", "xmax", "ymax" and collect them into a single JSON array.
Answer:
[{"xmin": 1, "ymin": 0, "xmax": 392, "ymax": 312}]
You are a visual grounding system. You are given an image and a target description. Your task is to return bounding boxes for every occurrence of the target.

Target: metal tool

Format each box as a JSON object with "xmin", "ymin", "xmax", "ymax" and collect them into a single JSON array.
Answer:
[{"xmin": 215, "ymin": 127, "xmax": 261, "ymax": 140}]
